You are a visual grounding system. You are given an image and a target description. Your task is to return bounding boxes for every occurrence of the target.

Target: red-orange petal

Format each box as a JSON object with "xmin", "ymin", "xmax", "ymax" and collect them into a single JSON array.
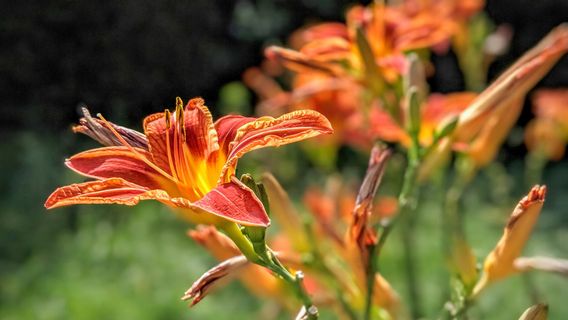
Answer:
[
  {"xmin": 193, "ymin": 179, "xmax": 270, "ymax": 227},
  {"xmin": 65, "ymin": 146, "xmax": 166, "ymax": 190},
  {"xmin": 214, "ymin": 115, "xmax": 255, "ymax": 156},
  {"xmin": 219, "ymin": 110, "xmax": 333, "ymax": 181},
  {"xmin": 265, "ymin": 46, "xmax": 344, "ymax": 76},
  {"xmin": 44, "ymin": 178, "xmax": 160, "ymax": 209},
  {"xmin": 143, "ymin": 97, "xmax": 219, "ymax": 171}
]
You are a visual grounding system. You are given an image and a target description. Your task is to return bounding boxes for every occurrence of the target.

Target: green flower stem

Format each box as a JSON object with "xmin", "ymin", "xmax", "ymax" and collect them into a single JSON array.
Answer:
[
  {"xmin": 363, "ymin": 143, "xmax": 422, "ymax": 320},
  {"xmin": 439, "ymin": 160, "xmax": 476, "ymax": 320},
  {"xmin": 222, "ymin": 222, "xmax": 262, "ymax": 263},
  {"xmin": 439, "ymin": 299, "xmax": 473, "ymax": 320},
  {"xmin": 267, "ymin": 252, "xmax": 318, "ymax": 319},
  {"xmin": 222, "ymin": 222, "xmax": 318, "ymax": 319}
]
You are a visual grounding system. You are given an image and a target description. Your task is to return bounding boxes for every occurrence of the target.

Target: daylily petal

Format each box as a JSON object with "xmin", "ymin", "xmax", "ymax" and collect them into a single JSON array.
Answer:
[
  {"xmin": 193, "ymin": 179, "xmax": 270, "ymax": 227},
  {"xmin": 265, "ymin": 46, "xmax": 344, "ymax": 76},
  {"xmin": 300, "ymin": 37, "xmax": 352, "ymax": 62},
  {"xmin": 220, "ymin": 110, "xmax": 333, "ymax": 181},
  {"xmin": 473, "ymin": 185, "xmax": 547, "ymax": 295},
  {"xmin": 465, "ymin": 96, "xmax": 524, "ymax": 167},
  {"xmin": 189, "ymin": 225, "xmax": 241, "ymax": 258},
  {"xmin": 44, "ymin": 178, "xmax": 162, "ymax": 209},
  {"xmin": 65, "ymin": 146, "xmax": 168, "ymax": 190},
  {"xmin": 143, "ymin": 97, "xmax": 219, "ymax": 172},
  {"xmin": 214, "ymin": 115, "xmax": 256, "ymax": 156}
]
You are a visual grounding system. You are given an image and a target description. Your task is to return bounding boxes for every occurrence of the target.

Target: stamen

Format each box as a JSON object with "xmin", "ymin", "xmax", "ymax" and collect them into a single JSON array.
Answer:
[
  {"xmin": 172, "ymin": 116, "xmax": 193, "ymax": 187},
  {"xmin": 164, "ymin": 110, "xmax": 180, "ymax": 181},
  {"xmin": 97, "ymin": 113, "xmax": 179, "ymax": 183},
  {"xmin": 175, "ymin": 97, "xmax": 187, "ymax": 141}
]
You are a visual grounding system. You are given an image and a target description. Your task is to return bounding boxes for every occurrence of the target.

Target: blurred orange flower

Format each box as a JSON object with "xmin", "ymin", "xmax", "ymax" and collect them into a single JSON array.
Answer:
[
  {"xmin": 247, "ymin": 1, "xmax": 465, "ymax": 152},
  {"xmin": 371, "ymin": 92, "xmax": 477, "ymax": 147},
  {"xmin": 525, "ymin": 89, "xmax": 568, "ymax": 160}
]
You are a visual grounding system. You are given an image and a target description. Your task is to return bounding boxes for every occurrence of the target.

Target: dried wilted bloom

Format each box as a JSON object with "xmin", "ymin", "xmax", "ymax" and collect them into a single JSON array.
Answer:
[
  {"xmin": 349, "ymin": 145, "xmax": 392, "ymax": 266},
  {"xmin": 181, "ymin": 255, "xmax": 248, "ymax": 306},
  {"xmin": 74, "ymin": 107, "xmax": 148, "ymax": 149},
  {"xmin": 473, "ymin": 185, "xmax": 547, "ymax": 296}
]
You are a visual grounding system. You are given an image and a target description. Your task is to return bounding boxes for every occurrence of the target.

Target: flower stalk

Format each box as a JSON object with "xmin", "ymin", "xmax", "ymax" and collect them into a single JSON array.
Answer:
[{"xmin": 363, "ymin": 87, "xmax": 424, "ymax": 320}]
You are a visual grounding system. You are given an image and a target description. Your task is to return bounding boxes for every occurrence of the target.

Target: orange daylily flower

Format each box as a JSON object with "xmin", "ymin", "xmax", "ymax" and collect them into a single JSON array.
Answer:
[
  {"xmin": 45, "ymin": 97, "xmax": 332, "ymax": 227},
  {"xmin": 525, "ymin": 89, "xmax": 568, "ymax": 160},
  {"xmin": 280, "ymin": 1, "xmax": 456, "ymax": 79},
  {"xmin": 473, "ymin": 185, "xmax": 547, "ymax": 296},
  {"xmin": 371, "ymin": 92, "xmax": 477, "ymax": 147}
]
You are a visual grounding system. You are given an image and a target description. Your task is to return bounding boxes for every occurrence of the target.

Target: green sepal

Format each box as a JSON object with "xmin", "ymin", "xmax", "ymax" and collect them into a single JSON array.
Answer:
[
  {"xmin": 406, "ymin": 86, "xmax": 421, "ymax": 137},
  {"xmin": 435, "ymin": 116, "xmax": 459, "ymax": 140},
  {"xmin": 240, "ymin": 174, "xmax": 269, "ymax": 255}
]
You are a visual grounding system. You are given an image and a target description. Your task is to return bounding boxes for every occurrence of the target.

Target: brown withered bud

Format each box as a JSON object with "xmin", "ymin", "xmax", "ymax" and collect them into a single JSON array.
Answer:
[
  {"xmin": 73, "ymin": 107, "xmax": 148, "ymax": 149},
  {"xmin": 349, "ymin": 144, "xmax": 392, "ymax": 258},
  {"xmin": 181, "ymin": 255, "xmax": 248, "ymax": 307}
]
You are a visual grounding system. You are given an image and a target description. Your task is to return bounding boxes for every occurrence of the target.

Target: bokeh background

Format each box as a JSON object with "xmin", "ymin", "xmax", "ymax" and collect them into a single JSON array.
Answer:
[{"xmin": 1, "ymin": 1, "xmax": 567, "ymax": 319}]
